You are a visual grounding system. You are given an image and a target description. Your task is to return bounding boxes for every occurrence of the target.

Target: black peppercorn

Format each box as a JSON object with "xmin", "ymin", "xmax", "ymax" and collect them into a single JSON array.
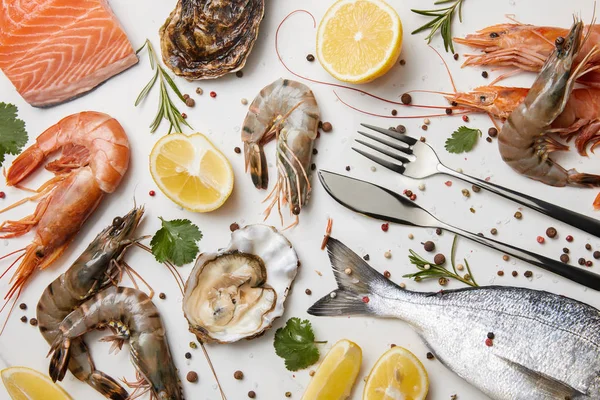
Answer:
[
  {"xmin": 424, "ymin": 241, "xmax": 435, "ymax": 252},
  {"xmin": 560, "ymin": 254, "xmax": 570, "ymax": 263}
]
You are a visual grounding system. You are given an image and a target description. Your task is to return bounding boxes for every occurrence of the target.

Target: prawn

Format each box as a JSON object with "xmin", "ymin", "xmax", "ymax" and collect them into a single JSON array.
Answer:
[
  {"xmin": 36, "ymin": 206, "xmax": 145, "ymax": 400},
  {"xmin": 241, "ymin": 78, "xmax": 320, "ymax": 228},
  {"xmin": 0, "ymin": 111, "xmax": 129, "ymax": 322},
  {"xmin": 48, "ymin": 286, "xmax": 183, "ymax": 400},
  {"xmin": 454, "ymin": 22, "xmax": 600, "ymax": 86},
  {"xmin": 498, "ymin": 18, "xmax": 600, "ymax": 187}
]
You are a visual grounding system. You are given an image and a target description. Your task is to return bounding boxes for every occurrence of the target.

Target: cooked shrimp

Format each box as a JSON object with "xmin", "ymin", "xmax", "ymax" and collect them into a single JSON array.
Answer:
[
  {"xmin": 454, "ymin": 22, "xmax": 600, "ymax": 86},
  {"xmin": 241, "ymin": 78, "xmax": 320, "ymax": 228},
  {"xmin": 0, "ymin": 111, "xmax": 129, "ymax": 322},
  {"xmin": 498, "ymin": 19, "xmax": 600, "ymax": 187},
  {"xmin": 48, "ymin": 286, "xmax": 183, "ymax": 400},
  {"xmin": 36, "ymin": 206, "xmax": 144, "ymax": 400}
]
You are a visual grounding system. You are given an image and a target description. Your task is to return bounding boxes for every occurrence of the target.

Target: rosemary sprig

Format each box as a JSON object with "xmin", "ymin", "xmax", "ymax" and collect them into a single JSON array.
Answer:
[
  {"xmin": 403, "ymin": 235, "xmax": 478, "ymax": 287},
  {"xmin": 411, "ymin": 0, "xmax": 465, "ymax": 53},
  {"xmin": 135, "ymin": 39, "xmax": 192, "ymax": 134}
]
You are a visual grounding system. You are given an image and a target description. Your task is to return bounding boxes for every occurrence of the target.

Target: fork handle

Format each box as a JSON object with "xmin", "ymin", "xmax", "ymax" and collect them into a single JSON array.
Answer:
[
  {"xmin": 439, "ymin": 222, "xmax": 600, "ymax": 290},
  {"xmin": 438, "ymin": 164, "xmax": 600, "ymax": 238}
]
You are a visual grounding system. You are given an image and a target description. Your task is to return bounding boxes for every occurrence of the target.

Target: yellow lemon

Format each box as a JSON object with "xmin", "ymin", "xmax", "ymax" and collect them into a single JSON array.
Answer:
[
  {"xmin": 364, "ymin": 346, "xmax": 429, "ymax": 400},
  {"xmin": 150, "ymin": 133, "xmax": 234, "ymax": 212},
  {"xmin": 301, "ymin": 339, "xmax": 362, "ymax": 400},
  {"xmin": 316, "ymin": 0, "xmax": 403, "ymax": 84},
  {"xmin": 1, "ymin": 366, "xmax": 72, "ymax": 400}
]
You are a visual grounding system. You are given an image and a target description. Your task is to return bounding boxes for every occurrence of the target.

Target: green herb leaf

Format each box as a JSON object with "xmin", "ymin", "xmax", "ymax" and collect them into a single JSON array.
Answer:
[
  {"xmin": 274, "ymin": 318, "xmax": 321, "ymax": 371},
  {"xmin": 445, "ymin": 126, "xmax": 482, "ymax": 154},
  {"xmin": 411, "ymin": 0, "xmax": 465, "ymax": 53},
  {"xmin": 0, "ymin": 103, "xmax": 28, "ymax": 166},
  {"xmin": 150, "ymin": 218, "xmax": 202, "ymax": 266}
]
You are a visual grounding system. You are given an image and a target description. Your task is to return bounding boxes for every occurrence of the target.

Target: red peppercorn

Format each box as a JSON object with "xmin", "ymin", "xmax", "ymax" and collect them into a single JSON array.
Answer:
[
  {"xmin": 0, "ymin": 192, "xmax": 5, "ymax": 199},
  {"xmin": 362, "ymin": 296, "xmax": 370, "ymax": 303},
  {"xmin": 410, "ymin": 194, "xmax": 416, "ymax": 201},
  {"xmin": 381, "ymin": 223, "xmax": 389, "ymax": 232},
  {"xmin": 536, "ymin": 236, "xmax": 545, "ymax": 244},
  {"xmin": 462, "ymin": 115, "xmax": 469, "ymax": 122},
  {"xmin": 566, "ymin": 235, "xmax": 574, "ymax": 242},
  {"xmin": 149, "ymin": 190, "xmax": 156, "ymax": 196},
  {"xmin": 586, "ymin": 260, "xmax": 593, "ymax": 267},
  {"xmin": 210, "ymin": 91, "xmax": 217, "ymax": 98},
  {"xmin": 485, "ymin": 338, "xmax": 493, "ymax": 347},
  {"xmin": 444, "ymin": 181, "xmax": 453, "ymax": 187}
]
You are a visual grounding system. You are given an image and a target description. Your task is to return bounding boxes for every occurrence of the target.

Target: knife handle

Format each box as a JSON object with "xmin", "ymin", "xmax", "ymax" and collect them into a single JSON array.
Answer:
[
  {"xmin": 442, "ymin": 223, "xmax": 600, "ymax": 291},
  {"xmin": 438, "ymin": 164, "xmax": 600, "ymax": 238}
]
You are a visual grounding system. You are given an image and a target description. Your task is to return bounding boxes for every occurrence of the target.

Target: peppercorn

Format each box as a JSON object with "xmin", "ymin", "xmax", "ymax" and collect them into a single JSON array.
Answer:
[
  {"xmin": 485, "ymin": 338, "xmax": 493, "ymax": 347},
  {"xmin": 19, "ymin": 303, "xmax": 26, "ymax": 310},
  {"xmin": 236, "ymin": 70, "xmax": 244, "ymax": 77},
  {"xmin": 546, "ymin": 227, "xmax": 557, "ymax": 238},
  {"xmin": 384, "ymin": 270, "xmax": 391, "ymax": 279},
  {"xmin": 426, "ymin": 352, "xmax": 435, "ymax": 359},
  {"xmin": 183, "ymin": 94, "xmax": 189, "ymax": 100},
  {"xmin": 537, "ymin": 236, "xmax": 545, "ymax": 244},
  {"xmin": 488, "ymin": 127, "xmax": 498, "ymax": 137},
  {"xmin": 405, "ymin": 189, "xmax": 413, "ymax": 197},
  {"xmin": 462, "ymin": 115, "xmax": 469, "ymax": 122},
  {"xmin": 391, "ymin": 109, "xmax": 398, "ymax": 116},
  {"xmin": 482, "ymin": 71, "xmax": 489, "ymax": 78},
  {"xmin": 210, "ymin": 91, "xmax": 217, "ymax": 98},
  {"xmin": 363, "ymin": 254, "xmax": 370, "ymax": 261},
  {"xmin": 563, "ymin": 247, "xmax": 570, "ymax": 253},
  {"xmin": 0, "ymin": 192, "xmax": 5, "ymax": 199},
  {"xmin": 420, "ymin": 136, "xmax": 426, "ymax": 142},
  {"xmin": 384, "ymin": 251, "xmax": 392, "ymax": 259},
  {"xmin": 453, "ymin": 53, "xmax": 459, "ymax": 60},
  {"xmin": 438, "ymin": 277, "xmax": 448, "ymax": 286},
  {"xmin": 421, "ymin": 124, "xmax": 428, "ymax": 131},
  {"xmin": 436, "ymin": 228, "xmax": 442, "ymax": 235},
  {"xmin": 306, "ymin": 54, "xmax": 315, "ymax": 62},
  {"xmin": 464, "ymin": 273, "xmax": 471, "ymax": 281},
  {"xmin": 20, "ymin": 316, "xmax": 27, "ymax": 323},
  {"xmin": 446, "ymin": 108, "xmax": 453, "ymax": 115},
  {"xmin": 149, "ymin": 190, "xmax": 156, "ymax": 196},
  {"xmin": 399, "ymin": 59, "xmax": 406, "ymax": 65},
  {"xmin": 512, "ymin": 271, "xmax": 518, "ymax": 277},
  {"xmin": 29, "ymin": 318, "xmax": 37, "ymax": 326},
  {"xmin": 234, "ymin": 147, "xmax": 241, "ymax": 154},
  {"xmin": 586, "ymin": 243, "xmax": 592, "ymax": 250},
  {"xmin": 514, "ymin": 211, "xmax": 522, "ymax": 219},
  {"xmin": 424, "ymin": 241, "xmax": 435, "ymax": 252},
  {"xmin": 181, "ymin": 113, "xmax": 187, "ymax": 119},
  {"xmin": 185, "ymin": 352, "xmax": 192, "ymax": 359},
  {"xmin": 292, "ymin": 206, "xmax": 300, "ymax": 215},
  {"xmin": 248, "ymin": 391, "xmax": 256, "ymax": 398},
  {"xmin": 524, "ymin": 271, "xmax": 533, "ymax": 278},
  {"xmin": 434, "ymin": 253, "xmax": 446, "ymax": 265},
  {"xmin": 587, "ymin": 260, "xmax": 593, "ymax": 267},
  {"xmin": 196, "ymin": 88, "xmax": 203, "ymax": 95},
  {"xmin": 190, "ymin": 341, "xmax": 198, "ymax": 349},
  {"xmin": 305, "ymin": 289, "xmax": 312, "ymax": 295},
  {"xmin": 566, "ymin": 235, "xmax": 574, "ymax": 242},
  {"xmin": 472, "ymin": 185, "xmax": 481, "ymax": 193},
  {"xmin": 345, "ymin": 165, "xmax": 351, "ymax": 171},
  {"xmin": 497, "ymin": 270, "xmax": 504, "ymax": 276},
  {"xmin": 321, "ymin": 122, "xmax": 332, "ymax": 132},
  {"xmin": 285, "ymin": 392, "xmax": 292, "ymax": 397},
  {"xmin": 241, "ymin": 98, "xmax": 248, "ymax": 105},
  {"xmin": 560, "ymin": 254, "xmax": 570, "ymax": 263},
  {"xmin": 234, "ymin": 370, "xmax": 244, "ymax": 380},
  {"xmin": 579, "ymin": 258, "xmax": 586, "ymax": 266},
  {"xmin": 461, "ymin": 189, "xmax": 470, "ymax": 197},
  {"xmin": 230, "ymin": 223, "xmax": 240, "ymax": 232},
  {"xmin": 185, "ymin": 97, "xmax": 195, "ymax": 107},
  {"xmin": 486, "ymin": 137, "xmax": 492, "ymax": 143},
  {"xmin": 594, "ymin": 251, "xmax": 600, "ymax": 259},
  {"xmin": 490, "ymin": 228, "xmax": 498, "ymax": 235},
  {"xmin": 410, "ymin": 194, "xmax": 416, "ymax": 201},
  {"xmin": 186, "ymin": 371, "xmax": 198, "ymax": 383},
  {"xmin": 159, "ymin": 293, "xmax": 166, "ymax": 299},
  {"xmin": 381, "ymin": 223, "xmax": 389, "ymax": 232},
  {"xmin": 401, "ymin": 93, "xmax": 412, "ymax": 105},
  {"xmin": 397, "ymin": 125, "xmax": 406, "ymax": 133}
]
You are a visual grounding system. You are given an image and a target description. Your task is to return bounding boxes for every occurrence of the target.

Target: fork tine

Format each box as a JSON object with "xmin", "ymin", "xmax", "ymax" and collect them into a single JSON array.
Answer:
[
  {"xmin": 355, "ymin": 139, "xmax": 412, "ymax": 164},
  {"xmin": 352, "ymin": 147, "xmax": 406, "ymax": 174},
  {"xmin": 360, "ymin": 123, "xmax": 418, "ymax": 146},
  {"xmin": 357, "ymin": 131, "xmax": 413, "ymax": 155}
]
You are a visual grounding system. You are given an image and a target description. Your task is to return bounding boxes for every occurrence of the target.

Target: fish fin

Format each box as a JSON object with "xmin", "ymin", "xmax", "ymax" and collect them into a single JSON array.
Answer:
[
  {"xmin": 87, "ymin": 371, "xmax": 129, "ymax": 400},
  {"xmin": 307, "ymin": 237, "xmax": 400, "ymax": 317},
  {"xmin": 48, "ymin": 337, "xmax": 71, "ymax": 382}
]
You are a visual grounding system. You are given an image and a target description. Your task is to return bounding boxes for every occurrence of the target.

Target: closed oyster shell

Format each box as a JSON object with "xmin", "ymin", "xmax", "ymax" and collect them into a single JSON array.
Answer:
[{"xmin": 159, "ymin": 0, "xmax": 265, "ymax": 80}]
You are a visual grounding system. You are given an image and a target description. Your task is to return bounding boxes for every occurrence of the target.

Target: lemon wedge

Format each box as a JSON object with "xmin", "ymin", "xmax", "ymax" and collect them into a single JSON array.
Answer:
[
  {"xmin": 301, "ymin": 339, "xmax": 362, "ymax": 400},
  {"xmin": 316, "ymin": 0, "xmax": 403, "ymax": 84},
  {"xmin": 1, "ymin": 367, "xmax": 72, "ymax": 400},
  {"xmin": 364, "ymin": 346, "xmax": 429, "ymax": 400},
  {"xmin": 150, "ymin": 133, "xmax": 234, "ymax": 212}
]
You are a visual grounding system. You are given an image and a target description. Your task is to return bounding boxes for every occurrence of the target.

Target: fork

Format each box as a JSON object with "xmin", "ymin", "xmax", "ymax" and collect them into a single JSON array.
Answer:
[{"xmin": 354, "ymin": 123, "xmax": 600, "ymax": 238}]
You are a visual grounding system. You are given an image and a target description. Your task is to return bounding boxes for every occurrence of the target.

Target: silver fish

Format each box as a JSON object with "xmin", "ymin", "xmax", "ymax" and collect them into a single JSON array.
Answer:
[{"xmin": 308, "ymin": 238, "xmax": 600, "ymax": 400}]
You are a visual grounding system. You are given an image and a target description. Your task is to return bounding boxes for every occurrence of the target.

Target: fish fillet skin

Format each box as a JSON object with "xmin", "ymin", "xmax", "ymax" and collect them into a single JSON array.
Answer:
[{"xmin": 0, "ymin": 0, "xmax": 138, "ymax": 107}]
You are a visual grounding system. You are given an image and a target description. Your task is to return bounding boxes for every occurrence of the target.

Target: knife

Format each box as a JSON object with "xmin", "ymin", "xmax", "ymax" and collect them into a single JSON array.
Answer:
[{"xmin": 318, "ymin": 169, "xmax": 600, "ymax": 291}]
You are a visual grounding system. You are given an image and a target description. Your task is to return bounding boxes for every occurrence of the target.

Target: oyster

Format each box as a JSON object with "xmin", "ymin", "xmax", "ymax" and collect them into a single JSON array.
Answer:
[
  {"xmin": 159, "ymin": 0, "xmax": 265, "ymax": 80},
  {"xmin": 183, "ymin": 224, "xmax": 298, "ymax": 343}
]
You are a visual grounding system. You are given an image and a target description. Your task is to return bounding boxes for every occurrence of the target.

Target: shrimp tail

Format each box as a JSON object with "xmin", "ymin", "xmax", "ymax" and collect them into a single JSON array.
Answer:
[
  {"xmin": 244, "ymin": 142, "xmax": 269, "ymax": 189},
  {"xmin": 567, "ymin": 170, "xmax": 600, "ymax": 187},
  {"xmin": 5, "ymin": 144, "xmax": 45, "ymax": 186},
  {"xmin": 87, "ymin": 371, "xmax": 129, "ymax": 400},
  {"xmin": 48, "ymin": 336, "xmax": 71, "ymax": 382}
]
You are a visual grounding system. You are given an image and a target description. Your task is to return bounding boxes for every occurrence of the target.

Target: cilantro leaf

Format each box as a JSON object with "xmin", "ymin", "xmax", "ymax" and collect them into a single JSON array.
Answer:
[
  {"xmin": 445, "ymin": 126, "xmax": 482, "ymax": 154},
  {"xmin": 0, "ymin": 103, "xmax": 28, "ymax": 166},
  {"xmin": 150, "ymin": 218, "xmax": 202, "ymax": 266},
  {"xmin": 274, "ymin": 318, "xmax": 322, "ymax": 371}
]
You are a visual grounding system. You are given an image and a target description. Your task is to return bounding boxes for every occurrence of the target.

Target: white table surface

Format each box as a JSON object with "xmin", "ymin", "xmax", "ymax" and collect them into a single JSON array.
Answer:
[{"xmin": 1, "ymin": 0, "xmax": 599, "ymax": 399}]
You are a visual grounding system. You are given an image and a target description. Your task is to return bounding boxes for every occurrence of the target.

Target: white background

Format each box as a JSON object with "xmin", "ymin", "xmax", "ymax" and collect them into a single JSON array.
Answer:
[{"xmin": 1, "ymin": 0, "xmax": 599, "ymax": 399}]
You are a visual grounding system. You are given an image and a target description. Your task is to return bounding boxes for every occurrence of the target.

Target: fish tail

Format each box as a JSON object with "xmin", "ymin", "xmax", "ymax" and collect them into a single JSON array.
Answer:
[{"xmin": 307, "ymin": 237, "xmax": 400, "ymax": 317}]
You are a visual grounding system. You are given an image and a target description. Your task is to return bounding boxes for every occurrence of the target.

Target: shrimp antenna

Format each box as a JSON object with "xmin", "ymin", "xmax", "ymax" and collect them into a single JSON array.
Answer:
[{"xmin": 428, "ymin": 45, "xmax": 457, "ymax": 93}]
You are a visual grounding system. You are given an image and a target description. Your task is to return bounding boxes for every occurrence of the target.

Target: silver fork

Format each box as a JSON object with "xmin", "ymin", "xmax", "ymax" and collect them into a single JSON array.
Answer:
[{"xmin": 354, "ymin": 123, "xmax": 600, "ymax": 238}]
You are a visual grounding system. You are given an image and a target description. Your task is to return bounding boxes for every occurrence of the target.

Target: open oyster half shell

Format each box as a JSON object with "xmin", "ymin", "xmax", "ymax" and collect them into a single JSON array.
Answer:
[
  {"xmin": 159, "ymin": 0, "xmax": 265, "ymax": 80},
  {"xmin": 183, "ymin": 224, "xmax": 298, "ymax": 343}
]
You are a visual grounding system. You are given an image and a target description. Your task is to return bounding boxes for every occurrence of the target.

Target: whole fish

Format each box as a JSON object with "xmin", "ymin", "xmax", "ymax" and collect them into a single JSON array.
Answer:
[{"xmin": 308, "ymin": 238, "xmax": 600, "ymax": 400}]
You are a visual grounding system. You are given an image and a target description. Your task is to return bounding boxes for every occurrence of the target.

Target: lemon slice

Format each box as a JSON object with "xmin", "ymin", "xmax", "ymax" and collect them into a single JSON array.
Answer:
[
  {"xmin": 302, "ymin": 339, "xmax": 362, "ymax": 400},
  {"xmin": 2, "ymin": 367, "xmax": 72, "ymax": 400},
  {"xmin": 150, "ymin": 133, "xmax": 234, "ymax": 212},
  {"xmin": 364, "ymin": 346, "xmax": 429, "ymax": 400},
  {"xmin": 316, "ymin": 0, "xmax": 403, "ymax": 84}
]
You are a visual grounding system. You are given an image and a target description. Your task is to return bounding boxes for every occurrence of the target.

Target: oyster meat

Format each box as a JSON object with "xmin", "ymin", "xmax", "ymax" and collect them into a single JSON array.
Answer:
[
  {"xmin": 159, "ymin": 0, "xmax": 265, "ymax": 79},
  {"xmin": 183, "ymin": 225, "xmax": 298, "ymax": 343}
]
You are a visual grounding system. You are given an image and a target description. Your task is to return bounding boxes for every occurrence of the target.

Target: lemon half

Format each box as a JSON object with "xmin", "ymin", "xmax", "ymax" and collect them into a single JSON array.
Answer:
[
  {"xmin": 150, "ymin": 133, "xmax": 234, "ymax": 212},
  {"xmin": 317, "ymin": 0, "xmax": 403, "ymax": 84},
  {"xmin": 1, "ymin": 366, "xmax": 72, "ymax": 400}
]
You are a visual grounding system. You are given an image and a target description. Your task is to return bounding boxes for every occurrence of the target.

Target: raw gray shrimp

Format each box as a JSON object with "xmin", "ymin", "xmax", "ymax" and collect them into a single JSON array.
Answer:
[
  {"xmin": 499, "ymin": 18, "xmax": 600, "ymax": 187},
  {"xmin": 242, "ymin": 78, "xmax": 320, "ymax": 228},
  {"xmin": 48, "ymin": 286, "xmax": 183, "ymax": 400},
  {"xmin": 36, "ymin": 206, "xmax": 145, "ymax": 400}
]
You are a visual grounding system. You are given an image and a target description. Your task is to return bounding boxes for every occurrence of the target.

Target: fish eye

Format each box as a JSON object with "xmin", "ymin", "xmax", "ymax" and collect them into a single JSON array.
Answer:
[
  {"xmin": 489, "ymin": 32, "xmax": 499, "ymax": 38},
  {"xmin": 112, "ymin": 216, "xmax": 124, "ymax": 228},
  {"xmin": 555, "ymin": 36, "xmax": 565, "ymax": 46}
]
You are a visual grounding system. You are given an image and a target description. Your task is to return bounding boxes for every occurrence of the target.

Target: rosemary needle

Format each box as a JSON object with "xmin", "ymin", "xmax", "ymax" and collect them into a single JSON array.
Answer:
[
  {"xmin": 135, "ymin": 39, "xmax": 192, "ymax": 134},
  {"xmin": 411, "ymin": 0, "xmax": 465, "ymax": 53}
]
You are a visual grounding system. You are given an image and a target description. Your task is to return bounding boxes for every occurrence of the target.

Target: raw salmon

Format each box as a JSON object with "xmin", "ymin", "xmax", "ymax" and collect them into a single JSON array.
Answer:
[{"xmin": 0, "ymin": 0, "xmax": 138, "ymax": 107}]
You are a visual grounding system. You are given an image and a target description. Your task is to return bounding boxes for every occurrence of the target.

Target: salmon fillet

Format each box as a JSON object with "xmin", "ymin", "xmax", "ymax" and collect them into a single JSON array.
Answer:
[{"xmin": 0, "ymin": 0, "xmax": 138, "ymax": 107}]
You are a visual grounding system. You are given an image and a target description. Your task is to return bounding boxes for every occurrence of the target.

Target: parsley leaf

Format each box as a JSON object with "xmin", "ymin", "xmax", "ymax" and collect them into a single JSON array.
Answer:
[
  {"xmin": 150, "ymin": 218, "xmax": 202, "ymax": 266},
  {"xmin": 274, "ymin": 318, "xmax": 323, "ymax": 371},
  {"xmin": 0, "ymin": 103, "xmax": 28, "ymax": 166},
  {"xmin": 445, "ymin": 126, "xmax": 482, "ymax": 154}
]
